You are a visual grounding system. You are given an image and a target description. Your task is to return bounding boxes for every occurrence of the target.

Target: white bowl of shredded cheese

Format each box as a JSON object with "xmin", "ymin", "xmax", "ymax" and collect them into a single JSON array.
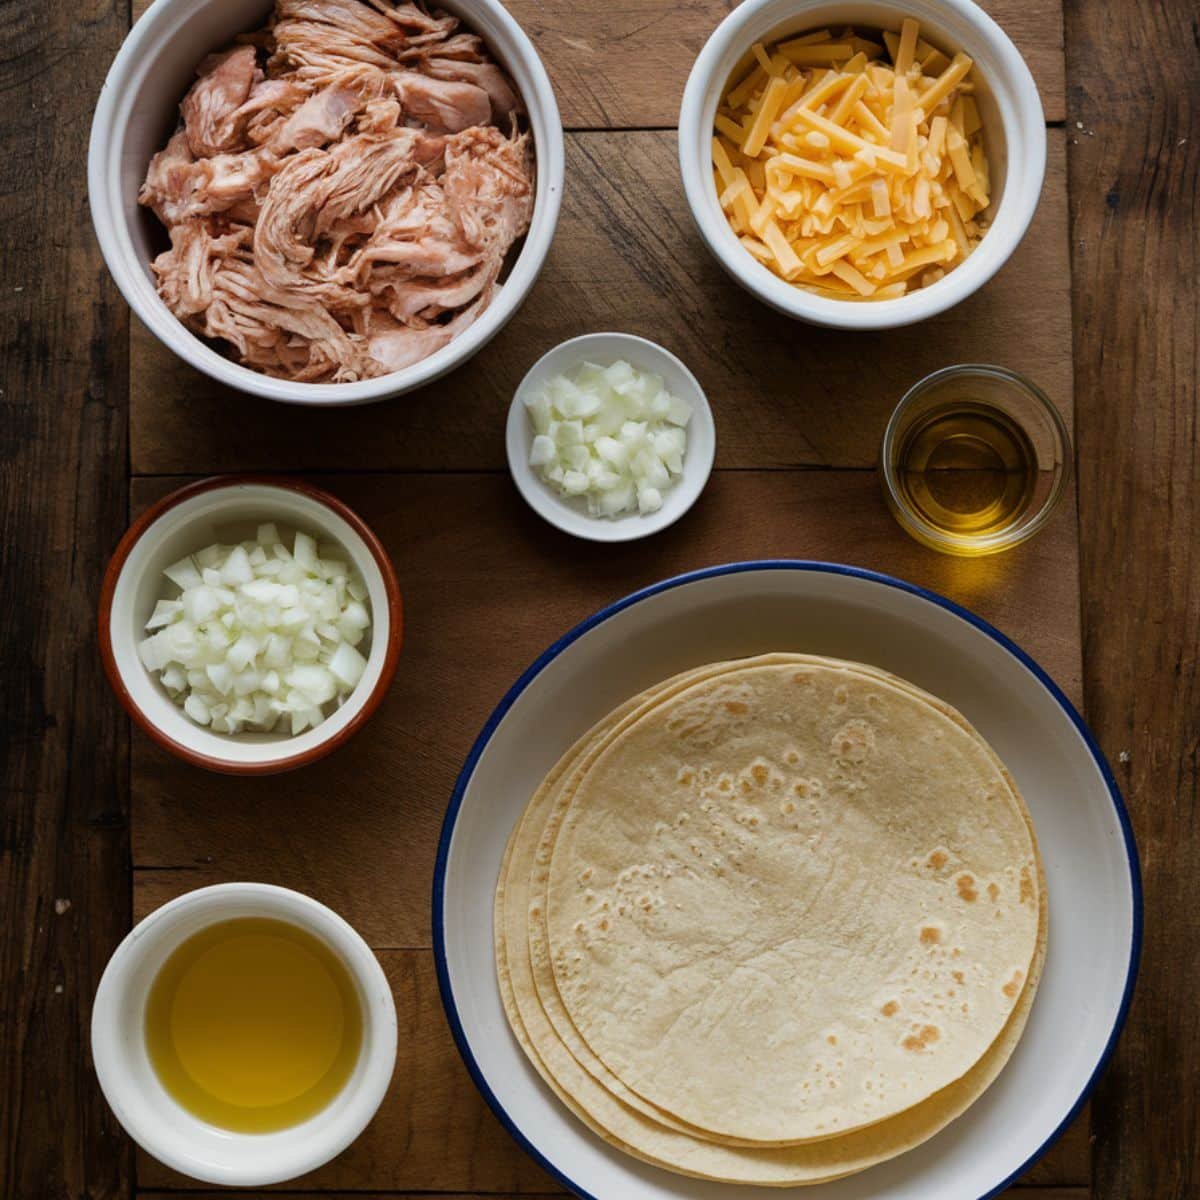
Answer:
[
  {"xmin": 506, "ymin": 334, "xmax": 716, "ymax": 542},
  {"xmin": 100, "ymin": 477, "xmax": 402, "ymax": 773},
  {"xmin": 679, "ymin": 0, "xmax": 1046, "ymax": 328}
]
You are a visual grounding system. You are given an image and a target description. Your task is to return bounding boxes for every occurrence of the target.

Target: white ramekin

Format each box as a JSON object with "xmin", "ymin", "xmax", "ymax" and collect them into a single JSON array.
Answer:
[
  {"xmin": 88, "ymin": 0, "xmax": 564, "ymax": 405},
  {"xmin": 505, "ymin": 333, "xmax": 717, "ymax": 543},
  {"xmin": 679, "ymin": 0, "xmax": 1046, "ymax": 330},
  {"xmin": 91, "ymin": 884, "xmax": 397, "ymax": 1187},
  {"xmin": 99, "ymin": 476, "xmax": 402, "ymax": 774}
]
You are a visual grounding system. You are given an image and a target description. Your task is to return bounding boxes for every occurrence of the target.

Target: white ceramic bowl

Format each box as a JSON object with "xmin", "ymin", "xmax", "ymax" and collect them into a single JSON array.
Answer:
[
  {"xmin": 679, "ymin": 0, "xmax": 1046, "ymax": 329},
  {"xmin": 92, "ymin": 883, "xmax": 397, "ymax": 1186},
  {"xmin": 88, "ymin": 0, "xmax": 564, "ymax": 404},
  {"xmin": 505, "ymin": 333, "xmax": 717, "ymax": 542},
  {"xmin": 99, "ymin": 476, "xmax": 402, "ymax": 773},
  {"xmin": 435, "ymin": 562, "xmax": 1141, "ymax": 1200}
]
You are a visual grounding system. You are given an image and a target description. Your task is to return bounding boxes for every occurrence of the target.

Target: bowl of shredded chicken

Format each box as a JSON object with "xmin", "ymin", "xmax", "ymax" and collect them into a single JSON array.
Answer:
[{"xmin": 90, "ymin": 0, "xmax": 563, "ymax": 401}]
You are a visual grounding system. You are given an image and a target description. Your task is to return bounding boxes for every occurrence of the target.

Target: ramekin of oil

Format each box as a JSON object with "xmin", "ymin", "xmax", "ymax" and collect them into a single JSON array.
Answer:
[
  {"xmin": 880, "ymin": 365, "xmax": 1071, "ymax": 556},
  {"xmin": 91, "ymin": 884, "xmax": 396, "ymax": 1187}
]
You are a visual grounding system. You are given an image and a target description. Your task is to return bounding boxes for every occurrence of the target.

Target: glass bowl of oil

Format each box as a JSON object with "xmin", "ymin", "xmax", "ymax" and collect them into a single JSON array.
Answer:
[{"xmin": 879, "ymin": 365, "xmax": 1071, "ymax": 556}]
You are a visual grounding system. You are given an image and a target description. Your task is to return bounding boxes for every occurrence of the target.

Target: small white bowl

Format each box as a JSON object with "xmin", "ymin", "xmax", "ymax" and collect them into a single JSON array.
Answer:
[
  {"xmin": 88, "ymin": 0, "xmax": 564, "ymax": 405},
  {"xmin": 679, "ymin": 0, "xmax": 1046, "ymax": 330},
  {"xmin": 99, "ymin": 476, "xmax": 402, "ymax": 774},
  {"xmin": 505, "ymin": 333, "xmax": 716, "ymax": 543},
  {"xmin": 92, "ymin": 883, "xmax": 397, "ymax": 1187}
]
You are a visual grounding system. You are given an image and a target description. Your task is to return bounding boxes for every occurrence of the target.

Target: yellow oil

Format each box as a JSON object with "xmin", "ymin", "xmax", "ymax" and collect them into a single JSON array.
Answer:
[
  {"xmin": 893, "ymin": 401, "xmax": 1038, "ymax": 545},
  {"xmin": 144, "ymin": 917, "xmax": 362, "ymax": 1132}
]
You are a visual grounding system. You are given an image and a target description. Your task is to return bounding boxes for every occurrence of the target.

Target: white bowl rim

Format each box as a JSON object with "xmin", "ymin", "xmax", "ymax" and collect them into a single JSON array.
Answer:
[
  {"xmin": 87, "ymin": 0, "xmax": 565, "ymax": 405},
  {"xmin": 678, "ymin": 0, "xmax": 1047, "ymax": 330},
  {"xmin": 91, "ymin": 882, "xmax": 398, "ymax": 1186},
  {"xmin": 505, "ymin": 332, "xmax": 717, "ymax": 543},
  {"xmin": 432, "ymin": 559, "xmax": 1142, "ymax": 1200}
]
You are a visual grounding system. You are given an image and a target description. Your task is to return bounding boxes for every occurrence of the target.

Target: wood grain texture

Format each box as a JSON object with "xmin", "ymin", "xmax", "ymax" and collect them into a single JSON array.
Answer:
[
  {"xmin": 131, "ymin": 944, "xmax": 1088, "ymax": 1192},
  {"xmin": 130, "ymin": 131, "xmax": 1072, "ymax": 476},
  {"xmin": 505, "ymin": 0, "xmax": 1066, "ymax": 126},
  {"xmin": 129, "ymin": 0, "xmax": 1066, "ymax": 126},
  {"xmin": 0, "ymin": 0, "xmax": 133, "ymax": 1197},
  {"xmin": 1064, "ymin": 0, "xmax": 1199, "ymax": 1196},
  {"xmin": 130, "ymin": 468, "xmax": 1082, "ymax": 944}
]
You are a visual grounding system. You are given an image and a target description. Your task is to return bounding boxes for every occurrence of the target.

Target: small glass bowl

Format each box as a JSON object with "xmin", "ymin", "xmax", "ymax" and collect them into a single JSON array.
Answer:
[{"xmin": 879, "ymin": 365, "xmax": 1072, "ymax": 557}]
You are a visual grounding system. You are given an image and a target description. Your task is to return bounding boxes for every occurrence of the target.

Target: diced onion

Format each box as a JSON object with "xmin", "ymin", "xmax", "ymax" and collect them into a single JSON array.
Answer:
[
  {"xmin": 139, "ymin": 529, "xmax": 371, "ymax": 736},
  {"xmin": 524, "ymin": 359, "xmax": 692, "ymax": 518}
]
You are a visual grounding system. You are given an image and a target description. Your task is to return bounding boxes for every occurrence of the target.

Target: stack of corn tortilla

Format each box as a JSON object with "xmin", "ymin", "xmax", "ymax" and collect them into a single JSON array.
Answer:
[{"xmin": 494, "ymin": 654, "xmax": 1046, "ymax": 1185}]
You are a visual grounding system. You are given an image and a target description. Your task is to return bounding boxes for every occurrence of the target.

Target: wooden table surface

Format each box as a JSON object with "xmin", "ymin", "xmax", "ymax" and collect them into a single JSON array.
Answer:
[{"xmin": 1, "ymin": 0, "xmax": 1195, "ymax": 1197}]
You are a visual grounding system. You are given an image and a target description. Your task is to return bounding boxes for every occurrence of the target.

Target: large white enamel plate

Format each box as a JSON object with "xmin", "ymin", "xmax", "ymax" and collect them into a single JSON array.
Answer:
[{"xmin": 434, "ymin": 562, "xmax": 1141, "ymax": 1200}]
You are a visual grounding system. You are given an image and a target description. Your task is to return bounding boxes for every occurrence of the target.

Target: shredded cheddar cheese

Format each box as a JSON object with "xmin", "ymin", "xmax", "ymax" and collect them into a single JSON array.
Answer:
[{"xmin": 713, "ymin": 20, "xmax": 990, "ymax": 300}]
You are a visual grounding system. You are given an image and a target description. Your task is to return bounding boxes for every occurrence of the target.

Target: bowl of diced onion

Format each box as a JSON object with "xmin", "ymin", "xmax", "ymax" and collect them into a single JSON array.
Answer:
[
  {"xmin": 99, "ymin": 477, "xmax": 402, "ymax": 774},
  {"xmin": 505, "ymin": 333, "xmax": 716, "ymax": 542},
  {"xmin": 678, "ymin": 0, "xmax": 1046, "ymax": 328}
]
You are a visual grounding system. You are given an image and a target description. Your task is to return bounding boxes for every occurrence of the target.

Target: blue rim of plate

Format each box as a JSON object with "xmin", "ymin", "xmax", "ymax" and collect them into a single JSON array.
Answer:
[{"xmin": 432, "ymin": 559, "xmax": 1143, "ymax": 1200}]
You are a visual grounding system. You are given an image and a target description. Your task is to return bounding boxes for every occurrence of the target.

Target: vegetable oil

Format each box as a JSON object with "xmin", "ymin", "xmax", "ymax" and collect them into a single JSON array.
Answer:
[
  {"xmin": 144, "ymin": 917, "xmax": 362, "ymax": 1132},
  {"xmin": 891, "ymin": 401, "xmax": 1039, "ymax": 545}
]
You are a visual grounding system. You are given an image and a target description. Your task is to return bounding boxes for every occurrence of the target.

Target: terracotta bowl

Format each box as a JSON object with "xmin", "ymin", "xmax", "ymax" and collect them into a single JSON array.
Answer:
[{"xmin": 99, "ymin": 476, "xmax": 402, "ymax": 773}]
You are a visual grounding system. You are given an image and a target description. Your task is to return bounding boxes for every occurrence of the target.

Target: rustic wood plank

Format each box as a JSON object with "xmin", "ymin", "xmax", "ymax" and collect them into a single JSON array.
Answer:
[
  {"xmin": 0, "ymin": 0, "xmax": 133, "ymax": 1196},
  {"xmin": 1064, "ymin": 0, "xmax": 1199, "ymax": 1197},
  {"xmin": 130, "ymin": 130, "xmax": 1071, "ymax": 476},
  {"xmin": 132, "ymin": 944, "xmax": 1086, "ymax": 1191},
  {"xmin": 130, "ymin": 469, "xmax": 1082, "ymax": 944},
  {"xmin": 130, "ymin": 0, "xmax": 1066, "ymax": 126},
  {"xmin": 508, "ymin": 0, "xmax": 1066, "ymax": 127}
]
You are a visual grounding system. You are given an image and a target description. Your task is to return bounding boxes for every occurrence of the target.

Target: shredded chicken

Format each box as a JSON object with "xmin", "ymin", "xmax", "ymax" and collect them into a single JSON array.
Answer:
[{"xmin": 139, "ymin": 0, "xmax": 534, "ymax": 383}]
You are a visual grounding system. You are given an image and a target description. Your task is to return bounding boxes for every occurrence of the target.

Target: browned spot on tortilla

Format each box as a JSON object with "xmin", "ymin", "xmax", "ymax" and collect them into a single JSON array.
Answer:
[
  {"xmin": 794, "ymin": 780, "xmax": 808, "ymax": 797},
  {"xmin": 827, "ymin": 1034, "xmax": 838, "ymax": 1045},
  {"xmin": 1020, "ymin": 866, "xmax": 1035, "ymax": 906},
  {"xmin": 988, "ymin": 882, "xmax": 1000, "ymax": 902},
  {"xmin": 902, "ymin": 1024, "xmax": 941, "ymax": 1051},
  {"xmin": 927, "ymin": 849, "xmax": 948, "ymax": 870},
  {"xmin": 751, "ymin": 763, "xmax": 769, "ymax": 785},
  {"xmin": 725, "ymin": 701, "xmax": 748, "ymax": 714},
  {"xmin": 1002, "ymin": 968, "xmax": 1024, "ymax": 999},
  {"xmin": 952, "ymin": 970, "xmax": 965, "ymax": 985},
  {"xmin": 881, "ymin": 1001, "xmax": 899, "ymax": 1017},
  {"xmin": 677, "ymin": 769, "xmax": 694, "ymax": 785},
  {"xmin": 920, "ymin": 925, "xmax": 942, "ymax": 945},
  {"xmin": 957, "ymin": 873, "xmax": 979, "ymax": 902}
]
